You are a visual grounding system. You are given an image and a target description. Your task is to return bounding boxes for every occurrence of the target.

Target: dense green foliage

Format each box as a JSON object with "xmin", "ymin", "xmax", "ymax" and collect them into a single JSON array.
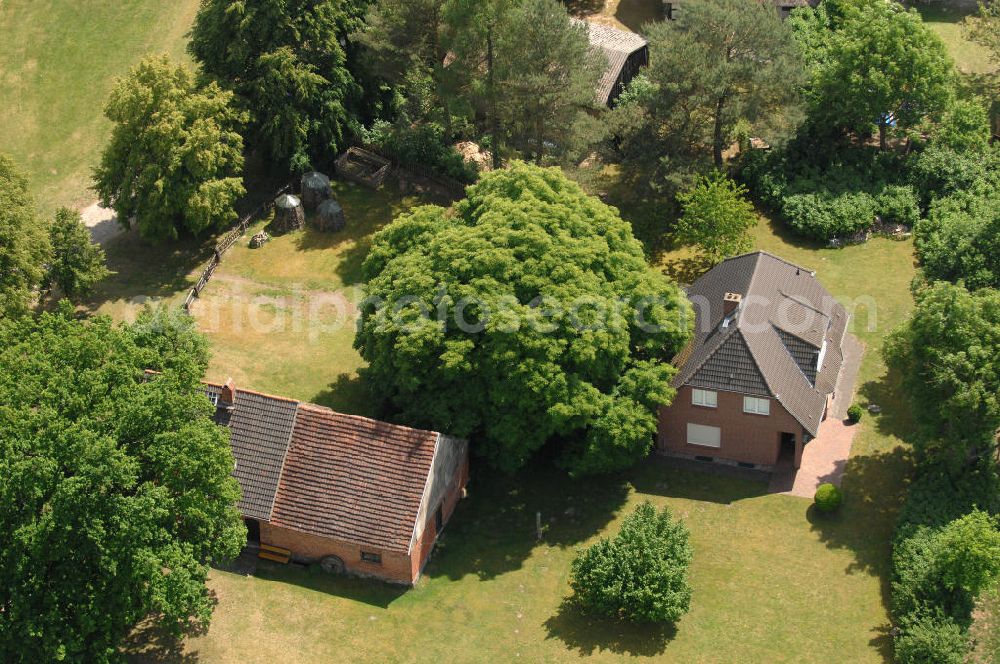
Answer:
[
  {"xmin": 813, "ymin": 483, "xmax": 843, "ymax": 513},
  {"xmin": 914, "ymin": 155, "xmax": 1000, "ymax": 291},
  {"xmin": 612, "ymin": 0, "xmax": 803, "ymax": 191},
  {"xmin": 891, "ymin": 468, "xmax": 1000, "ymax": 664},
  {"xmin": 0, "ymin": 305, "xmax": 245, "ymax": 663},
  {"xmin": 190, "ymin": 0, "xmax": 364, "ymax": 171},
  {"xmin": 361, "ymin": 0, "xmax": 602, "ymax": 164},
  {"xmin": 570, "ymin": 502, "xmax": 692, "ymax": 623},
  {"xmin": 893, "ymin": 615, "xmax": 968, "ymax": 664},
  {"xmin": 355, "ymin": 163, "xmax": 691, "ymax": 475},
  {"xmin": 93, "ymin": 55, "xmax": 246, "ymax": 241},
  {"xmin": 847, "ymin": 403, "xmax": 864, "ymax": 424},
  {"xmin": 792, "ymin": 0, "xmax": 954, "ymax": 149},
  {"xmin": 674, "ymin": 171, "xmax": 756, "ymax": 263},
  {"xmin": 46, "ymin": 207, "xmax": 111, "ymax": 301},
  {"xmin": 0, "ymin": 154, "xmax": 49, "ymax": 316},
  {"xmin": 884, "ymin": 282, "xmax": 1000, "ymax": 470},
  {"xmin": 739, "ymin": 143, "xmax": 918, "ymax": 240},
  {"xmin": 361, "ymin": 120, "xmax": 478, "ymax": 183}
]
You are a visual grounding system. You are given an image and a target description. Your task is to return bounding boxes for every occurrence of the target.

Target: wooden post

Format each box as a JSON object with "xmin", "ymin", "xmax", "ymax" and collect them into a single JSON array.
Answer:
[{"xmin": 536, "ymin": 511, "xmax": 542, "ymax": 541}]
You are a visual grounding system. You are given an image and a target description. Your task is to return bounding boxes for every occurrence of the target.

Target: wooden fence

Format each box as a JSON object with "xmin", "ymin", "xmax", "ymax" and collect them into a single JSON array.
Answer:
[
  {"xmin": 182, "ymin": 182, "xmax": 292, "ymax": 313},
  {"xmin": 355, "ymin": 142, "xmax": 470, "ymax": 202}
]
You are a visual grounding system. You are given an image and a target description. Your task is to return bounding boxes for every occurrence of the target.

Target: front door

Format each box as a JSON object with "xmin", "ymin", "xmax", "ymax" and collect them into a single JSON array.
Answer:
[{"xmin": 778, "ymin": 432, "xmax": 797, "ymax": 467}]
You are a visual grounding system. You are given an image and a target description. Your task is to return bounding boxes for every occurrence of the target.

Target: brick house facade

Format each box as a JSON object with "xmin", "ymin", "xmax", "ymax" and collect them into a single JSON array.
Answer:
[{"xmin": 658, "ymin": 252, "xmax": 847, "ymax": 471}]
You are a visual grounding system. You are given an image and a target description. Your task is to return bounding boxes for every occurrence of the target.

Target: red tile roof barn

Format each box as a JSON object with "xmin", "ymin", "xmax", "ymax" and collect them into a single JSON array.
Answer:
[{"xmin": 269, "ymin": 404, "xmax": 440, "ymax": 552}]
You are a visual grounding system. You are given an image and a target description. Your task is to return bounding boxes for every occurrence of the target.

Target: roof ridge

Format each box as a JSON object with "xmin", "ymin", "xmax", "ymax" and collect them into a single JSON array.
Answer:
[
  {"xmin": 202, "ymin": 380, "xmax": 301, "ymax": 405},
  {"xmin": 719, "ymin": 249, "xmax": 815, "ymax": 276},
  {"xmin": 296, "ymin": 402, "xmax": 440, "ymax": 438}
]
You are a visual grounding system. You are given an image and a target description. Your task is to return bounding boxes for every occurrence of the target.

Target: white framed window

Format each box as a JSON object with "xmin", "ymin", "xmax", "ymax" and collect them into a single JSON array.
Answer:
[
  {"xmin": 691, "ymin": 388, "xmax": 718, "ymax": 408},
  {"xmin": 743, "ymin": 396, "xmax": 770, "ymax": 416},
  {"xmin": 687, "ymin": 423, "xmax": 721, "ymax": 448}
]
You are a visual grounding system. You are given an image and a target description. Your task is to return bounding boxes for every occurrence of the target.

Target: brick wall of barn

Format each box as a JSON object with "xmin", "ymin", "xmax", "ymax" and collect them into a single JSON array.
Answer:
[
  {"xmin": 410, "ymin": 445, "xmax": 470, "ymax": 581},
  {"xmin": 258, "ymin": 523, "xmax": 416, "ymax": 584}
]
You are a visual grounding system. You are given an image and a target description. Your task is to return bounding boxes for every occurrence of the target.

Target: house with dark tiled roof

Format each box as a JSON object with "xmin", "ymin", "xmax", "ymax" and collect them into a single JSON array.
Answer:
[
  {"xmin": 204, "ymin": 380, "xmax": 469, "ymax": 585},
  {"xmin": 573, "ymin": 19, "xmax": 649, "ymax": 107},
  {"xmin": 658, "ymin": 251, "xmax": 848, "ymax": 471}
]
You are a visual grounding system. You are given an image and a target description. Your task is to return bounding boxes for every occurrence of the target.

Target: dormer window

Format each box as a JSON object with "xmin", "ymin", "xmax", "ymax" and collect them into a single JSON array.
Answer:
[{"xmin": 208, "ymin": 392, "xmax": 220, "ymax": 407}]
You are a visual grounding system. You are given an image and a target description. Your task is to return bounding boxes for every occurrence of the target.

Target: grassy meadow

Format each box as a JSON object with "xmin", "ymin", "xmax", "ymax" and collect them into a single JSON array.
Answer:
[{"xmin": 0, "ymin": 0, "xmax": 200, "ymax": 213}]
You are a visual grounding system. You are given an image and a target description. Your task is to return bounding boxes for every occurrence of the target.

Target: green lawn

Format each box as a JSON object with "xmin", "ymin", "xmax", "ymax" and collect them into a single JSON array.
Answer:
[
  {"xmin": 192, "ymin": 181, "xmax": 426, "ymax": 414},
  {"xmin": 917, "ymin": 5, "xmax": 997, "ymax": 75},
  {"xmin": 0, "ymin": 0, "xmax": 199, "ymax": 213},
  {"xmin": 125, "ymin": 196, "xmax": 916, "ymax": 663}
]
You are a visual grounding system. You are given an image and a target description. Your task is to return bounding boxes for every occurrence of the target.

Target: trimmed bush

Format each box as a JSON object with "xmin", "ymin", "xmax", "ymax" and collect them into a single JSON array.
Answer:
[
  {"xmin": 570, "ymin": 502, "xmax": 692, "ymax": 623},
  {"xmin": 814, "ymin": 483, "xmax": 843, "ymax": 513},
  {"xmin": 847, "ymin": 404, "xmax": 864, "ymax": 424}
]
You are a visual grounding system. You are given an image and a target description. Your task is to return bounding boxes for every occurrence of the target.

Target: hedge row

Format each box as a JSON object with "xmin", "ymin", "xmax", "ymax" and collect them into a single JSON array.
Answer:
[{"xmin": 738, "ymin": 146, "xmax": 919, "ymax": 241}]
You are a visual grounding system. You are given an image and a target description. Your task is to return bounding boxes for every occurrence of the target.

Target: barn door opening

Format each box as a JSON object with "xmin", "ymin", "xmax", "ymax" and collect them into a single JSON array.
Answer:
[{"xmin": 245, "ymin": 518, "xmax": 261, "ymax": 545}]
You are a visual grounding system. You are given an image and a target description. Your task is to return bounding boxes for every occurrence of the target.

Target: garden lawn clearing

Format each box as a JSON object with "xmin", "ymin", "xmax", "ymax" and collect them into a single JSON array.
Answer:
[
  {"xmin": 191, "ymin": 181, "xmax": 426, "ymax": 415},
  {"xmin": 0, "ymin": 0, "xmax": 200, "ymax": 214},
  {"xmin": 128, "ymin": 209, "xmax": 916, "ymax": 664}
]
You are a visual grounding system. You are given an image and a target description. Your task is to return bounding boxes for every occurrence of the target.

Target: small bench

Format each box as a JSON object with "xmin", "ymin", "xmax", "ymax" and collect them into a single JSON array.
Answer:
[{"xmin": 258, "ymin": 543, "xmax": 291, "ymax": 564}]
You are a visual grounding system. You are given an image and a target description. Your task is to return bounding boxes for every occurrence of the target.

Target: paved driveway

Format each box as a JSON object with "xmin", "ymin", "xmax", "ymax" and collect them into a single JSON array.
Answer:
[{"xmin": 769, "ymin": 333, "xmax": 865, "ymax": 498}]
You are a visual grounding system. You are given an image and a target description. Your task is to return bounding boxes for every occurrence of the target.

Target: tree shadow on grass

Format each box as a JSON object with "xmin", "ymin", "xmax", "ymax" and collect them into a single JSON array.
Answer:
[
  {"xmin": 631, "ymin": 456, "xmax": 770, "ymax": 504},
  {"xmin": 252, "ymin": 563, "xmax": 408, "ymax": 609},
  {"xmin": 83, "ymin": 229, "xmax": 216, "ymax": 314},
  {"xmin": 661, "ymin": 254, "xmax": 709, "ymax": 286},
  {"xmin": 424, "ymin": 463, "xmax": 631, "ymax": 582},
  {"xmin": 857, "ymin": 365, "xmax": 915, "ymax": 444},
  {"xmin": 543, "ymin": 597, "xmax": 677, "ymax": 657},
  {"xmin": 805, "ymin": 444, "xmax": 911, "ymax": 664},
  {"xmin": 614, "ymin": 0, "xmax": 665, "ymax": 32},
  {"xmin": 311, "ymin": 372, "xmax": 374, "ymax": 418},
  {"xmin": 121, "ymin": 607, "xmax": 215, "ymax": 664},
  {"xmin": 562, "ymin": 0, "xmax": 606, "ymax": 17}
]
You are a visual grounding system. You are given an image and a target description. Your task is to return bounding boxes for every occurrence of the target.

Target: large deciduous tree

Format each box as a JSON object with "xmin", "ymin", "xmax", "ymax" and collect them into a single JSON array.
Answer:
[
  {"xmin": 615, "ymin": 0, "xmax": 804, "ymax": 181},
  {"xmin": 806, "ymin": 0, "xmax": 954, "ymax": 150},
  {"xmin": 0, "ymin": 154, "xmax": 50, "ymax": 317},
  {"xmin": 355, "ymin": 162, "xmax": 692, "ymax": 476},
  {"xmin": 885, "ymin": 282, "xmax": 1000, "ymax": 471},
  {"xmin": 46, "ymin": 207, "xmax": 111, "ymax": 301},
  {"xmin": 0, "ymin": 304, "xmax": 244, "ymax": 663},
  {"xmin": 674, "ymin": 170, "xmax": 756, "ymax": 264},
  {"xmin": 93, "ymin": 55, "xmax": 246, "ymax": 242},
  {"xmin": 190, "ymin": 0, "xmax": 364, "ymax": 171}
]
